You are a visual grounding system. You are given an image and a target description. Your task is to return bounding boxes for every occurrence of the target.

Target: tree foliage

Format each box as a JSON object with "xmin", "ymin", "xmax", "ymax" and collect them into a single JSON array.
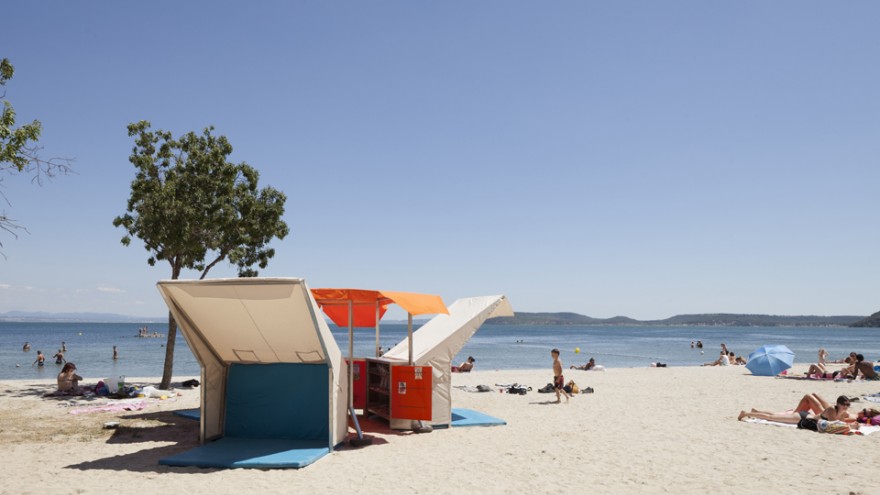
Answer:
[
  {"xmin": 114, "ymin": 121, "xmax": 289, "ymax": 387},
  {"xmin": 0, "ymin": 57, "xmax": 73, "ymax": 247}
]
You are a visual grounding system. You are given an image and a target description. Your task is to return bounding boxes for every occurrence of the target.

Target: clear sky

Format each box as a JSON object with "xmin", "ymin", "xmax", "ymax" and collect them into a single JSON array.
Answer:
[{"xmin": 1, "ymin": 1, "xmax": 878, "ymax": 320}]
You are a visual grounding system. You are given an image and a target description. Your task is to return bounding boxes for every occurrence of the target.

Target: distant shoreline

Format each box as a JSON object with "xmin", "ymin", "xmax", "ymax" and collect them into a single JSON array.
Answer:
[
  {"xmin": 2, "ymin": 310, "xmax": 877, "ymax": 328},
  {"xmin": 488, "ymin": 312, "xmax": 871, "ymax": 327}
]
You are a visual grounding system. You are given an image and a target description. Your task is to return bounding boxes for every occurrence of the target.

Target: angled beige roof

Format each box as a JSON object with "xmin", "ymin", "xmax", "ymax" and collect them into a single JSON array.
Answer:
[{"xmin": 157, "ymin": 277, "xmax": 338, "ymax": 364}]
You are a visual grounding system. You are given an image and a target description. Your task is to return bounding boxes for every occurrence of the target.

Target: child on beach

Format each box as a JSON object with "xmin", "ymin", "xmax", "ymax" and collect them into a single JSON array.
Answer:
[{"xmin": 551, "ymin": 349, "xmax": 570, "ymax": 403}]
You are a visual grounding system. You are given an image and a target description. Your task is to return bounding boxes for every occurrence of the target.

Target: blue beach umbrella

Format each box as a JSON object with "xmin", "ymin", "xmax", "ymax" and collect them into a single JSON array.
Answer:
[{"xmin": 746, "ymin": 345, "xmax": 795, "ymax": 376}]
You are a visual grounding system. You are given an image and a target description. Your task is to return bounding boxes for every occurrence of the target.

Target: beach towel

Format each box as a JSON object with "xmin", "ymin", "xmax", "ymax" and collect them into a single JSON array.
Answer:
[
  {"xmin": 744, "ymin": 418, "xmax": 880, "ymax": 436},
  {"xmin": 776, "ymin": 374, "xmax": 847, "ymax": 382},
  {"xmin": 863, "ymin": 396, "xmax": 880, "ymax": 404}
]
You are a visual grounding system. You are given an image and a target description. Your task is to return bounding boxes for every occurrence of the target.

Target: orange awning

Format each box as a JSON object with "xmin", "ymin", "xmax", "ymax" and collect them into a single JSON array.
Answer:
[{"xmin": 311, "ymin": 288, "xmax": 448, "ymax": 327}]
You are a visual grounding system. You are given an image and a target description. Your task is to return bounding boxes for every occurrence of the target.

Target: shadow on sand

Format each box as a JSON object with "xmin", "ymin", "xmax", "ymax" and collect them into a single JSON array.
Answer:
[{"xmin": 66, "ymin": 409, "xmax": 200, "ymax": 473}]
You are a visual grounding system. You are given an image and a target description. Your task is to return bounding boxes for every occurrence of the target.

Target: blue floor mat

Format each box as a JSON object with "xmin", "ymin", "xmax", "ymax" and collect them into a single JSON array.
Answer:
[
  {"xmin": 450, "ymin": 408, "xmax": 506, "ymax": 427},
  {"xmin": 159, "ymin": 437, "xmax": 330, "ymax": 469},
  {"xmin": 173, "ymin": 408, "xmax": 200, "ymax": 421}
]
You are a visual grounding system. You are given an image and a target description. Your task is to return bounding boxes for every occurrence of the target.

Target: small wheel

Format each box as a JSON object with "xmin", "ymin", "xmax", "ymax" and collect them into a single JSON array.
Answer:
[{"xmin": 413, "ymin": 424, "xmax": 433, "ymax": 434}]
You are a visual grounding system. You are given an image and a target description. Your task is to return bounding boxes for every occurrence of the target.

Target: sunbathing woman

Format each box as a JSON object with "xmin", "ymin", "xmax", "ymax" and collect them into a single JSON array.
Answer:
[
  {"xmin": 805, "ymin": 363, "xmax": 828, "ymax": 377},
  {"xmin": 738, "ymin": 393, "xmax": 828, "ymax": 423},
  {"xmin": 57, "ymin": 362, "xmax": 83, "ymax": 394},
  {"xmin": 571, "ymin": 358, "xmax": 596, "ymax": 371},
  {"xmin": 856, "ymin": 408, "xmax": 880, "ymax": 426},
  {"xmin": 828, "ymin": 352, "xmax": 857, "ymax": 364},
  {"xmin": 814, "ymin": 395, "xmax": 854, "ymax": 422}
]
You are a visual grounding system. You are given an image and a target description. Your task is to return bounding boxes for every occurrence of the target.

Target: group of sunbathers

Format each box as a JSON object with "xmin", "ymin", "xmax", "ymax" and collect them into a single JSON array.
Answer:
[
  {"xmin": 738, "ymin": 393, "xmax": 880, "ymax": 433},
  {"xmin": 702, "ymin": 344, "xmax": 747, "ymax": 366},
  {"xmin": 805, "ymin": 350, "xmax": 879, "ymax": 380}
]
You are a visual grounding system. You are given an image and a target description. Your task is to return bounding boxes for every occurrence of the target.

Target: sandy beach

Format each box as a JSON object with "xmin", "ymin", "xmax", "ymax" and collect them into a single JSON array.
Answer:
[{"xmin": 1, "ymin": 365, "xmax": 878, "ymax": 495}]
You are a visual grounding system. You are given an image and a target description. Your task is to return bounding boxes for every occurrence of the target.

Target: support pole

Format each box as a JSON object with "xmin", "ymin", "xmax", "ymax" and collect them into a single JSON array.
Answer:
[
  {"xmin": 375, "ymin": 301, "xmax": 381, "ymax": 357},
  {"xmin": 408, "ymin": 312, "xmax": 414, "ymax": 365},
  {"xmin": 347, "ymin": 300, "xmax": 371, "ymax": 445}
]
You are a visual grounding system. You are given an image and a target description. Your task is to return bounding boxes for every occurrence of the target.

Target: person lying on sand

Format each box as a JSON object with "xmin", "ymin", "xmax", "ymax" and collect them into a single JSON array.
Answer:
[
  {"xmin": 570, "ymin": 357, "xmax": 596, "ymax": 371},
  {"xmin": 806, "ymin": 363, "xmax": 828, "ymax": 376},
  {"xmin": 856, "ymin": 408, "xmax": 880, "ymax": 426},
  {"xmin": 738, "ymin": 394, "xmax": 853, "ymax": 423},
  {"xmin": 828, "ymin": 352, "xmax": 857, "ymax": 364}
]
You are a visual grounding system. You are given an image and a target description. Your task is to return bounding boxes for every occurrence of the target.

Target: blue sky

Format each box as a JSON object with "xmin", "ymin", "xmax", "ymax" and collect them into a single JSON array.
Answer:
[{"xmin": 1, "ymin": 1, "xmax": 878, "ymax": 320}]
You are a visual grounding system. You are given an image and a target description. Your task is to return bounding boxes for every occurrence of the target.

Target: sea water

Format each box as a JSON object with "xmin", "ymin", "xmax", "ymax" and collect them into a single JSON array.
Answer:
[{"xmin": 1, "ymin": 321, "xmax": 878, "ymax": 380}]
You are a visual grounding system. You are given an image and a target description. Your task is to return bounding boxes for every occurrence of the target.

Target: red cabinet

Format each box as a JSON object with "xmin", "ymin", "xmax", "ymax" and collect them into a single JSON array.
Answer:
[{"xmin": 366, "ymin": 359, "xmax": 432, "ymax": 423}]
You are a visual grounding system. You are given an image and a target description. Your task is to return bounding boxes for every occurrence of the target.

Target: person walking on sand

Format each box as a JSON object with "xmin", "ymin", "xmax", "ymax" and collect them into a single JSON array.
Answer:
[
  {"xmin": 551, "ymin": 349, "xmax": 570, "ymax": 403},
  {"xmin": 112, "ymin": 345, "xmax": 119, "ymax": 360}
]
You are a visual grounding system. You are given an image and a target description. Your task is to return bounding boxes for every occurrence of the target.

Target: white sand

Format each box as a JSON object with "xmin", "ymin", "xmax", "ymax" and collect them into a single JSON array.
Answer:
[{"xmin": 1, "ymin": 365, "xmax": 878, "ymax": 495}]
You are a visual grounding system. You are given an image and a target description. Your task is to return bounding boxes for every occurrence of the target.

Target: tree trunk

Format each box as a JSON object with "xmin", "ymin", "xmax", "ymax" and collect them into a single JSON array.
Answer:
[
  {"xmin": 159, "ymin": 263, "xmax": 181, "ymax": 390},
  {"xmin": 159, "ymin": 311, "xmax": 176, "ymax": 389}
]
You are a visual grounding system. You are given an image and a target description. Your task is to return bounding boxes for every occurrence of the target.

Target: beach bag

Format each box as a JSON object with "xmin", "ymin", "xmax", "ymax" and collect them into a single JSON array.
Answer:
[
  {"xmin": 476, "ymin": 385, "xmax": 491, "ymax": 392},
  {"xmin": 797, "ymin": 417, "xmax": 818, "ymax": 431},
  {"xmin": 567, "ymin": 380, "xmax": 580, "ymax": 394},
  {"xmin": 538, "ymin": 383, "xmax": 555, "ymax": 393},
  {"xmin": 507, "ymin": 384, "xmax": 530, "ymax": 395}
]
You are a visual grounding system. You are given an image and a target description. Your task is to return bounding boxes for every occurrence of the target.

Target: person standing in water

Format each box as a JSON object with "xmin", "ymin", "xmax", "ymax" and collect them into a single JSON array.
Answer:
[
  {"xmin": 23, "ymin": 342, "xmax": 31, "ymax": 352},
  {"xmin": 61, "ymin": 341, "xmax": 67, "ymax": 352},
  {"xmin": 52, "ymin": 349, "xmax": 66, "ymax": 365},
  {"xmin": 112, "ymin": 345, "xmax": 119, "ymax": 360},
  {"xmin": 551, "ymin": 349, "xmax": 570, "ymax": 404},
  {"xmin": 33, "ymin": 350, "xmax": 45, "ymax": 367}
]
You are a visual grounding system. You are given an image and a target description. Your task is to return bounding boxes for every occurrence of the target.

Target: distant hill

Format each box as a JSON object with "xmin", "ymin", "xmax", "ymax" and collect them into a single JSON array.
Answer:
[
  {"xmin": 850, "ymin": 311, "xmax": 880, "ymax": 328},
  {"xmin": 0, "ymin": 311, "xmax": 165, "ymax": 323},
  {"xmin": 488, "ymin": 312, "xmax": 865, "ymax": 327}
]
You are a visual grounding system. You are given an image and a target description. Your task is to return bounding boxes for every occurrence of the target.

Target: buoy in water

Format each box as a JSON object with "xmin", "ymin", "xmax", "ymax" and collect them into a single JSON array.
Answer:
[{"xmin": 575, "ymin": 347, "xmax": 580, "ymax": 354}]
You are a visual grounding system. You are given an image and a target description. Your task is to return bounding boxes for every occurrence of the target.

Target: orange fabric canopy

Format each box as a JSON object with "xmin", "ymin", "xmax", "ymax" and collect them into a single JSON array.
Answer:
[{"xmin": 311, "ymin": 288, "xmax": 448, "ymax": 328}]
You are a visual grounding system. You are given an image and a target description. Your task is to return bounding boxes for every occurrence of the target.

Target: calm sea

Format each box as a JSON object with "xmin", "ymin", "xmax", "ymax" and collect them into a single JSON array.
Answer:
[{"xmin": 1, "ymin": 321, "xmax": 878, "ymax": 380}]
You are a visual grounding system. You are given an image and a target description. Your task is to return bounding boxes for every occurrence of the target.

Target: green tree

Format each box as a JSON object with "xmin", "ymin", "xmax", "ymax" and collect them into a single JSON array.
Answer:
[
  {"xmin": 114, "ymin": 121, "xmax": 289, "ymax": 388},
  {"xmin": 0, "ymin": 58, "xmax": 72, "ymax": 246}
]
